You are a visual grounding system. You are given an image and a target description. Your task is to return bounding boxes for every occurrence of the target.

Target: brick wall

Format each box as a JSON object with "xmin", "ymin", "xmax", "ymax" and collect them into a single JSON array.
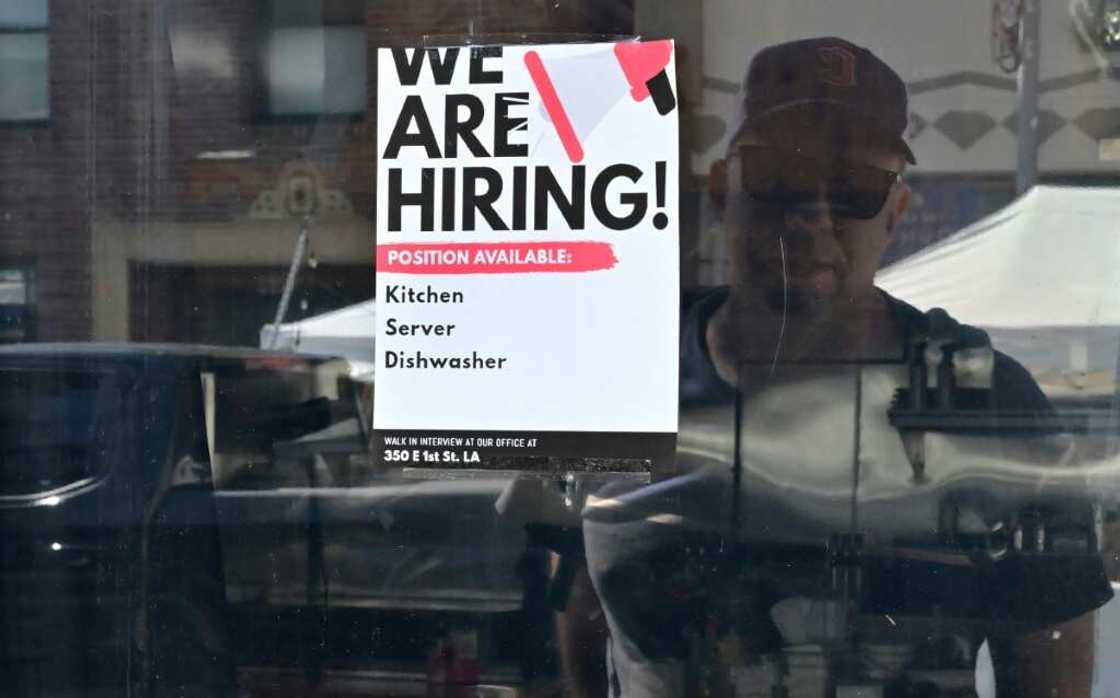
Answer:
[
  {"xmin": 158, "ymin": 0, "xmax": 633, "ymax": 222},
  {"xmin": 0, "ymin": 0, "xmax": 633, "ymax": 343},
  {"xmin": 0, "ymin": 0, "xmax": 100, "ymax": 341}
]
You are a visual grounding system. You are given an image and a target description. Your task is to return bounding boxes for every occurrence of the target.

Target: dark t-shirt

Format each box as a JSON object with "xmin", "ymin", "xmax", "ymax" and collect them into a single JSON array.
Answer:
[
  {"xmin": 680, "ymin": 286, "xmax": 1053, "ymax": 413},
  {"xmin": 588, "ymin": 287, "xmax": 1113, "ymax": 697},
  {"xmin": 678, "ymin": 286, "xmax": 1110, "ymax": 616}
]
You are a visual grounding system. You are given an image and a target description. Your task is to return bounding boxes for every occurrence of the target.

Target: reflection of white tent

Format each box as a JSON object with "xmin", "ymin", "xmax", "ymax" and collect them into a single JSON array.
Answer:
[
  {"xmin": 876, "ymin": 186, "xmax": 1120, "ymax": 395},
  {"xmin": 260, "ymin": 300, "xmax": 376, "ymax": 380}
]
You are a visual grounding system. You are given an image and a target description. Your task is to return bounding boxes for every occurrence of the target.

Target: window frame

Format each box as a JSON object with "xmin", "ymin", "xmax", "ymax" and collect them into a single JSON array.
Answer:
[{"xmin": 0, "ymin": 263, "xmax": 37, "ymax": 343}]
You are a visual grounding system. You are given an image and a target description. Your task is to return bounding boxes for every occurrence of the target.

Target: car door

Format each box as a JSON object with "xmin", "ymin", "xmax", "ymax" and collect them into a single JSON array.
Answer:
[{"xmin": 0, "ymin": 357, "xmax": 142, "ymax": 698}]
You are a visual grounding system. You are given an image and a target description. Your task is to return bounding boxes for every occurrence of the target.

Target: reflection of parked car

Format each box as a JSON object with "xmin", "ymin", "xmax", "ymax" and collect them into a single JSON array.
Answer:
[{"xmin": 0, "ymin": 345, "xmax": 540, "ymax": 698}]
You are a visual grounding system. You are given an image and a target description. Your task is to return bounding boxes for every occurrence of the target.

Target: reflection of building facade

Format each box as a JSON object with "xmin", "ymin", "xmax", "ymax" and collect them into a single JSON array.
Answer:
[
  {"xmin": 0, "ymin": 1, "xmax": 86, "ymax": 342},
  {"xmin": 6, "ymin": 1, "xmax": 1119, "ymax": 343},
  {"xmin": 2, "ymin": 0, "xmax": 635, "ymax": 345},
  {"xmin": 93, "ymin": 0, "xmax": 635, "ymax": 345},
  {"xmin": 677, "ymin": 0, "xmax": 1120, "ymax": 277}
]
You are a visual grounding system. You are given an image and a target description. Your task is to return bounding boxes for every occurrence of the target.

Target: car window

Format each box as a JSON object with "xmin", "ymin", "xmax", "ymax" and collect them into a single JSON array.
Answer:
[
  {"xmin": 206, "ymin": 363, "xmax": 369, "ymax": 490},
  {"xmin": 0, "ymin": 367, "xmax": 121, "ymax": 497}
]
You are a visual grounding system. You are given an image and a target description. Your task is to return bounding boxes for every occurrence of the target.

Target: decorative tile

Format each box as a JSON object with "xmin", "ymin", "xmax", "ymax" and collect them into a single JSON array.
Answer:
[
  {"xmin": 907, "ymin": 112, "xmax": 928, "ymax": 140},
  {"xmin": 933, "ymin": 110, "xmax": 997, "ymax": 150},
  {"xmin": 1073, "ymin": 107, "xmax": 1120, "ymax": 140},
  {"xmin": 1000, "ymin": 109, "xmax": 1067, "ymax": 145}
]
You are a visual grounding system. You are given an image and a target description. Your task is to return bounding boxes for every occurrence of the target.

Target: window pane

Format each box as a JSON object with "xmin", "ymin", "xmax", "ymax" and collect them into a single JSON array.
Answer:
[
  {"xmin": 5, "ymin": 2, "xmax": 1120, "ymax": 697},
  {"xmin": 0, "ymin": 369, "xmax": 118, "ymax": 496},
  {"xmin": 264, "ymin": 26, "xmax": 365, "ymax": 116},
  {"xmin": 0, "ymin": 33, "xmax": 48, "ymax": 121},
  {"xmin": 0, "ymin": 0, "xmax": 47, "ymax": 30},
  {"xmin": 0, "ymin": 269, "xmax": 29, "ymax": 305},
  {"xmin": 321, "ymin": 26, "xmax": 366, "ymax": 114}
]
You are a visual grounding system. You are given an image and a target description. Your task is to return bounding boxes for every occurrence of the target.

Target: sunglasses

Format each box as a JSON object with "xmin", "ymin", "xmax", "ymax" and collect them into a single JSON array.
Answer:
[{"xmin": 735, "ymin": 145, "xmax": 901, "ymax": 220}]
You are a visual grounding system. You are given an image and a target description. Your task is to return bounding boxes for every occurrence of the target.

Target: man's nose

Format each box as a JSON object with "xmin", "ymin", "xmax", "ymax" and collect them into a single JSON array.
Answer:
[{"xmin": 781, "ymin": 182, "xmax": 838, "ymax": 240}]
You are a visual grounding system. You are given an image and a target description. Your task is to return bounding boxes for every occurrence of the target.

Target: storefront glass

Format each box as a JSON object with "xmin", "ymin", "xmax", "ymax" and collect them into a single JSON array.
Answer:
[{"xmin": 2, "ymin": 2, "xmax": 1120, "ymax": 697}]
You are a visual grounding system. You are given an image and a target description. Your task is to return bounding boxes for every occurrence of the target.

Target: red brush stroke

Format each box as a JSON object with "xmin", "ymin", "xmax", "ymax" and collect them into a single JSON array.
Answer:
[
  {"xmin": 524, "ymin": 50, "xmax": 584, "ymax": 164},
  {"xmin": 377, "ymin": 241, "xmax": 617, "ymax": 275}
]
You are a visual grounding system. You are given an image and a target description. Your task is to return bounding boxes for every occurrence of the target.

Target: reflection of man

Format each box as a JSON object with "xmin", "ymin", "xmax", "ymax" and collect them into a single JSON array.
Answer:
[
  {"xmin": 701, "ymin": 36, "xmax": 915, "ymax": 377},
  {"xmin": 577, "ymin": 37, "xmax": 1112, "ymax": 698},
  {"xmin": 696, "ymin": 37, "xmax": 1042, "ymax": 392}
]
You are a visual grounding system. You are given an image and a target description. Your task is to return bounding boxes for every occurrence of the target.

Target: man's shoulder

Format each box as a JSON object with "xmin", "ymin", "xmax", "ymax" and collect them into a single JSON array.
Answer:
[
  {"xmin": 882, "ymin": 292, "xmax": 1052, "ymax": 415},
  {"xmin": 681, "ymin": 286, "xmax": 729, "ymax": 315},
  {"xmin": 885, "ymin": 294, "xmax": 990, "ymax": 348},
  {"xmin": 681, "ymin": 287, "xmax": 1051, "ymax": 413}
]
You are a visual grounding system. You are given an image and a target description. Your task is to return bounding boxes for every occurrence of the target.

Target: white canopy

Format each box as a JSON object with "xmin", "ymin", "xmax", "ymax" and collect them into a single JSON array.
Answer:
[
  {"xmin": 876, "ymin": 186, "xmax": 1120, "ymax": 382},
  {"xmin": 260, "ymin": 300, "xmax": 376, "ymax": 380},
  {"xmin": 877, "ymin": 185, "xmax": 1120, "ymax": 327}
]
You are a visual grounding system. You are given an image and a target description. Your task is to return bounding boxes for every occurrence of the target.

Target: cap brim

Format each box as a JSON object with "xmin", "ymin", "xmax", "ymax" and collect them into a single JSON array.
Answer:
[{"xmin": 745, "ymin": 99, "xmax": 917, "ymax": 164}]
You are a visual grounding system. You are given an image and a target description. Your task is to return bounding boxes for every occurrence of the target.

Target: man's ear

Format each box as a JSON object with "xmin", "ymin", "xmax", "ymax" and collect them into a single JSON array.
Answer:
[
  {"xmin": 887, "ymin": 179, "xmax": 910, "ymax": 233},
  {"xmin": 708, "ymin": 158, "xmax": 728, "ymax": 209}
]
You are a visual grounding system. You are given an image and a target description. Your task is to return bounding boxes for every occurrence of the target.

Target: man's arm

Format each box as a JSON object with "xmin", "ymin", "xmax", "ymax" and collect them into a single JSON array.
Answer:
[{"xmin": 986, "ymin": 351, "xmax": 1103, "ymax": 697}]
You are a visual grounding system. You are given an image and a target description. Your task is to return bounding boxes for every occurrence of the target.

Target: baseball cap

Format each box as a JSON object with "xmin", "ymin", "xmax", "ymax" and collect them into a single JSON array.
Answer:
[{"xmin": 726, "ymin": 37, "xmax": 916, "ymax": 164}]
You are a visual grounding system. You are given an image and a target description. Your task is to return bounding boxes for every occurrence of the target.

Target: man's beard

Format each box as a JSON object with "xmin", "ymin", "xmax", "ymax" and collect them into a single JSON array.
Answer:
[
  {"xmin": 762, "ymin": 284, "xmax": 828, "ymax": 316},
  {"xmin": 747, "ymin": 250, "xmax": 839, "ymax": 319},
  {"xmin": 739, "ymin": 216, "xmax": 894, "ymax": 320}
]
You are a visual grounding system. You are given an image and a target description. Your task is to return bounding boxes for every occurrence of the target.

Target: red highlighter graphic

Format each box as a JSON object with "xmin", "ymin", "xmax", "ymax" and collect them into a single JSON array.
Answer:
[{"xmin": 524, "ymin": 40, "xmax": 676, "ymax": 164}]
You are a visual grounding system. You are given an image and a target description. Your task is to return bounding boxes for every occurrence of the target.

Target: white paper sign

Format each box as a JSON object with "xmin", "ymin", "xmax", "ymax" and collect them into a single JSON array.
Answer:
[{"xmin": 374, "ymin": 41, "xmax": 679, "ymax": 467}]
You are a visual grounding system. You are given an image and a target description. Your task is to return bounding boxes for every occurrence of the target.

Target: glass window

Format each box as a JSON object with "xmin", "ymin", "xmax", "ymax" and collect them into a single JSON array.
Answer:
[
  {"xmin": 0, "ymin": 0, "xmax": 47, "ymax": 122},
  {"xmin": 0, "ymin": 368, "xmax": 118, "ymax": 496},
  {"xmin": 5, "ymin": 2, "xmax": 1120, "ymax": 698},
  {"xmin": 260, "ymin": 0, "xmax": 366, "ymax": 117},
  {"xmin": 206, "ymin": 362, "xmax": 367, "ymax": 489},
  {"xmin": 0, "ymin": 0, "xmax": 48, "ymax": 27},
  {"xmin": 0, "ymin": 266, "xmax": 35, "ymax": 343}
]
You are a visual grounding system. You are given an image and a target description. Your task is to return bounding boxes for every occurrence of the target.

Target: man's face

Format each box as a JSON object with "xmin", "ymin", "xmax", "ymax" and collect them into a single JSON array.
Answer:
[{"xmin": 722, "ymin": 114, "xmax": 909, "ymax": 318}]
